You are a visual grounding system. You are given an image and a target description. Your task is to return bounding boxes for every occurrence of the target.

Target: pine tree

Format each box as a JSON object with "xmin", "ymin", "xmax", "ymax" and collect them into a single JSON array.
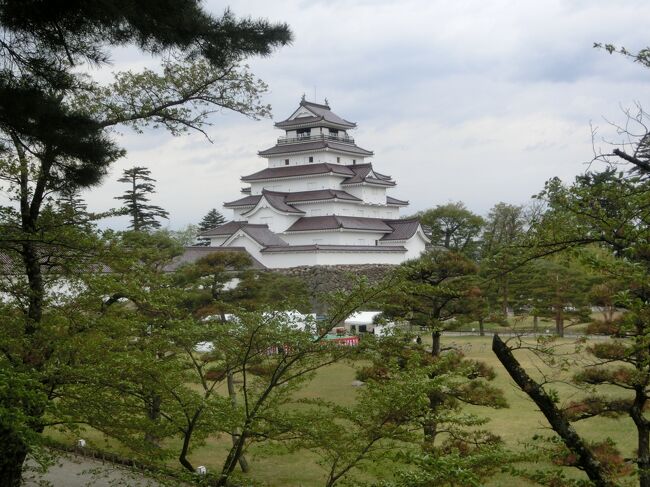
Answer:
[
  {"xmin": 0, "ymin": 4, "xmax": 291, "ymax": 483},
  {"xmin": 199, "ymin": 208, "xmax": 226, "ymax": 231},
  {"xmin": 56, "ymin": 187, "xmax": 89, "ymax": 224},
  {"xmin": 115, "ymin": 167, "xmax": 169, "ymax": 231}
]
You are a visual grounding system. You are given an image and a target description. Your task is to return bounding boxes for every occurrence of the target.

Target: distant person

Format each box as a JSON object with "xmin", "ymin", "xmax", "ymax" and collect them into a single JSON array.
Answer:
[{"xmin": 416, "ymin": 335, "xmax": 422, "ymax": 345}]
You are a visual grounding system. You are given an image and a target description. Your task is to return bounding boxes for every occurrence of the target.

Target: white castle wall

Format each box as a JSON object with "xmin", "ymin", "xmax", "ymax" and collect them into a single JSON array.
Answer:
[
  {"xmin": 268, "ymin": 152, "xmax": 365, "ymax": 168},
  {"xmin": 343, "ymin": 185, "xmax": 388, "ymax": 205},
  {"xmin": 288, "ymin": 201, "xmax": 396, "ymax": 219},
  {"xmin": 231, "ymin": 208, "xmax": 248, "ymax": 220},
  {"xmin": 261, "ymin": 249, "xmax": 406, "ymax": 268},
  {"xmin": 226, "ymin": 234, "xmax": 264, "ymax": 262},
  {"xmin": 249, "ymin": 175, "xmax": 346, "ymax": 194},
  {"xmin": 244, "ymin": 208, "xmax": 300, "ymax": 234},
  {"xmin": 281, "ymin": 230, "xmax": 387, "ymax": 246},
  {"xmin": 229, "ymin": 200, "xmax": 399, "ymax": 221},
  {"xmin": 403, "ymin": 235, "xmax": 428, "ymax": 260},
  {"xmin": 378, "ymin": 232, "xmax": 429, "ymax": 260}
]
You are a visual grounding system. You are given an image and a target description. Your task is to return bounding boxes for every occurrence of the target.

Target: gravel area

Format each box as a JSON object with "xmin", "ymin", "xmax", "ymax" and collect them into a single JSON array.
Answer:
[{"xmin": 23, "ymin": 453, "xmax": 162, "ymax": 487}]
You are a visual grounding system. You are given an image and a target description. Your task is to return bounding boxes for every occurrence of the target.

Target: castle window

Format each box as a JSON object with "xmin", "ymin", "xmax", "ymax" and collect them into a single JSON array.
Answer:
[
  {"xmin": 337, "ymin": 156, "xmax": 340, "ymax": 163},
  {"xmin": 352, "ymin": 159, "xmax": 356, "ymax": 165},
  {"xmin": 297, "ymin": 128, "xmax": 311, "ymax": 138},
  {"xmin": 285, "ymin": 159, "xmax": 289, "ymax": 165},
  {"xmin": 309, "ymin": 156, "xmax": 313, "ymax": 163}
]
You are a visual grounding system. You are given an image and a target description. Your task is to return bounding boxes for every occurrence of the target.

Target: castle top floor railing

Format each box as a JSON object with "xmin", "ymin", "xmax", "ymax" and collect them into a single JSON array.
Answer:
[{"xmin": 277, "ymin": 133, "xmax": 355, "ymax": 145}]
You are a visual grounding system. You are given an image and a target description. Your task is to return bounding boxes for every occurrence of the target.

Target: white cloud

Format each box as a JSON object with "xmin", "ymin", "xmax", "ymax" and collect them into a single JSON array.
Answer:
[{"xmin": 77, "ymin": 0, "xmax": 650, "ymax": 227}]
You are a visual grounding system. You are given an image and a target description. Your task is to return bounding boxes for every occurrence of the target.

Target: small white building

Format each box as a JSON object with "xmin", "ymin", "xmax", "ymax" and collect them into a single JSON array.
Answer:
[
  {"xmin": 199, "ymin": 98, "xmax": 429, "ymax": 268},
  {"xmin": 342, "ymin": 310, "xmax": 397, "ymax": 335},
  {"xmin": 344, "ymin": 311, "xmax": 383, "ymax": 333}
]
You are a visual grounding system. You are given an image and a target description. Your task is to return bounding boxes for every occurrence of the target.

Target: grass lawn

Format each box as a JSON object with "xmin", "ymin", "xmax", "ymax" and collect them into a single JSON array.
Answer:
[{"xmin": 48, "ymin": 335, "xmax": 637, "ymax": 486}]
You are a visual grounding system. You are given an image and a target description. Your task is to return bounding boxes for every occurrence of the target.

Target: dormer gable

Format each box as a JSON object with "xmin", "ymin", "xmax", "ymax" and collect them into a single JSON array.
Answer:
[
  {"xmin": 242, "ymin": 191, "xmax": 305, "ymax": 217},
  {"xmin": 291, "ymin": 106, "xmax": 315, "ymax": 119}
]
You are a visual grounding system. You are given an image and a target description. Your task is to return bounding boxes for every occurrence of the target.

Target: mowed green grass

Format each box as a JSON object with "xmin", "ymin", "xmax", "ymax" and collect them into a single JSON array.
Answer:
[
  {"xmin": 48, "ymin": 335, "xmax": 637, "ymax": 486},
  {"xmin": 451, "ymin": 335, "xmax": 635, "ymax": 487}
]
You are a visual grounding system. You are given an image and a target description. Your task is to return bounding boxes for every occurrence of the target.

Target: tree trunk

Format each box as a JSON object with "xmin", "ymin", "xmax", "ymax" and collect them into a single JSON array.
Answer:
[
  {"xmin": 606, "ymin": 306, "xmax": 614, "ymax": 324},
  {"xmin": 423, "ymin": 390, "xmax": 445, "ymax": 444},
  {"xmin": 22, "ymin": 242, "xmax": 44, "ymax": 333},
  {"xmin": 0, "ymin": 424, "xmax": 29, "ymax": 487},
  {"xmin": 422, "ymin": 415, "xmax": 437, "ymax": 443},
  {"xmin": 178, "ymin": 428, "xmax": 195, "ymax": 473},
  {"xmin": 632, "ymin": 318, "xmax": 650, "ymax": 487},
  {"xmin": 632, "ymin": 393, "xmax": 650, "ymax": 487},
  {"xmin": 492, "ymin": 334, "xmax": 612, "ymax": 487},
  {"xmin": 431, "ymin": 330, "xmax": 441, "ymax": 357},
  {"xmin": 218, "ymin": 429, "xmax": 249, "ymax": 486},
  {"xmin": 227, "ymin": 372, "xmax": 249, "ymax": 473},
  {"xmin": 444, "ymin": 232, "xmax": 451, "ymax": 249},
  {"xmin": 533, "ymin": 314, "xmax": 539, "ymax": 333},
  {"xmin": 502, "ymin": 277, "xmax": 509, "ymax": 320},
  {"xmin": 554, "ymin": 274, "xmax": 564, "ymax": 337},
  {"xmin": 555, "ymin": 305, "xmax": 564, "ymax": 337},
  {"xmin": 423, "ymin": 329, "xmax": 444, "ymax": 443},
  {"xmin": 3, "ymin": 141, "xmax": 52, "ymax": 483},
  {"xmin": 478, "ymin": 317, "xmax": 485, "ymax": 337},
  {"xmin": 145, "ymin": 392, "xmax": 162, "ymax": 447}
]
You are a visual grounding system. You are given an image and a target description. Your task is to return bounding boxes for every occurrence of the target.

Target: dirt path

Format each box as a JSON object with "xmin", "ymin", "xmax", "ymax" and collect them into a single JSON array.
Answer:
[{"xmin": 23, "ymin": 453, "xmax": 163, "ymax": 487}]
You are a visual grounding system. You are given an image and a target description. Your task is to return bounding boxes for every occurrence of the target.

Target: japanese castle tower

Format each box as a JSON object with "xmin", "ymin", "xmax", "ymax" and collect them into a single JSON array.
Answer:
[{"xmin": 198, "ymin": 98, "xmax": 429, "ymax": 268}]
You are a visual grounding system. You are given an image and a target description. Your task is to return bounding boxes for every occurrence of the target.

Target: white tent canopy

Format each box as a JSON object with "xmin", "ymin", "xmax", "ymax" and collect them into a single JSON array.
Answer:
[{"xmin": 344, "ymin": 311, "xmax": 382, "ymax": 326}]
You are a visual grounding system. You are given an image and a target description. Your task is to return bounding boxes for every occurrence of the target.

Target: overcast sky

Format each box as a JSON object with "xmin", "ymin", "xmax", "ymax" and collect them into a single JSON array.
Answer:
[{"xmin": 81, "ymin": 0, "xmax": 650, "ymax": 229}]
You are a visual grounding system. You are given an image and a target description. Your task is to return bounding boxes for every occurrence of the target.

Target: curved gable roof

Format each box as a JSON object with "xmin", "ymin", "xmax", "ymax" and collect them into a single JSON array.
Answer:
[
  {"xmin": 201, "ymin": 221, "xmax": 289, "ymax": 247},
  {"xmin": 241, "ymin": 163, "xmax": 355, "ymax": 182},
  {"xmin": 225, "ymin": 190, "xmax": 363, "ymax": 211},
  {"xmin": 198, "ymin": 220, "xmax": 249, "ymax": 237},
  {"xmin": 284, "ymin": 189, "xmax": 361, "ymax": 203},
  {"xmin": 342, "ymin": 163, "xmax": 396, "ymax": 186},
  {"xmin": 380, "ymin": 219, "xmax": 425, "ymax": 241},
  {"xmin": 240, "ymin": 226, "xmax": 289, "ymax": 247},
  {"xmin": 224, "ymin": 194, "xmax": 262, "ymax": 208},
  {"xmin": 386, "ymin": 195, "xmax": 409, "ymax": 206},
  {"xmin": 262, "ymin": 191, "xmax": 304, "ymax": 214},
  {"xmin": 285, "ymin": 216, "xmax": 393, "ymax": 233},
  {"xmin": 274, "ymin": 99, "xmax": 356, "ymax": 129}
]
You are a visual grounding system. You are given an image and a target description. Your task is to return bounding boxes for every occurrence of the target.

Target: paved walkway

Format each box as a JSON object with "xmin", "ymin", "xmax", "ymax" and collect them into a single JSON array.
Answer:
[{"xmin": 23, "ymin": 453, "xmax": 162, "ymax": 487}]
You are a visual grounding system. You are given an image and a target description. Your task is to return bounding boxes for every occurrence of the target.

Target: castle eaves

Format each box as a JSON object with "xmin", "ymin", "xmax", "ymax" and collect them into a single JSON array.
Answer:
[
  {"xmin": 380, "ymin": 219, "xmax": 422, "ymax": 241},
  {"xmin": 261, "ymin": 244, "xmax": 406, "ymax": 253},
  {"xmin": 274, "ymin": 99, "xmax": 357, "ymax": 130},
  {"xmin": 241, "ymin": 163, "xmax": 355, "ymax": 182},
  {"xmin": 224, "ymin": 189, "xmax": 362, "ymax": 209},
  {"xmin": 285, "ymin": 215, "xmax": 394, "ymax": 233},
  {"xmin": 258, "ymin": 140, "xmax": 373, "ymax": 157}
]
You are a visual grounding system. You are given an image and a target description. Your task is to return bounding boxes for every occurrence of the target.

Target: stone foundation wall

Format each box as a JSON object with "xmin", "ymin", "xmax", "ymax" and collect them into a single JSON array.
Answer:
[{"xmin": 273, "ymin": 264, "xmax": 396, "ymax": 312}]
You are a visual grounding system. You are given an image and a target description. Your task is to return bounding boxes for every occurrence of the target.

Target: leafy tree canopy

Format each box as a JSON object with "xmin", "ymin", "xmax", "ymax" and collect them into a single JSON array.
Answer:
[{"xmin": 414, "ymin": 202, "xmax": 484, "ymax": 256}]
